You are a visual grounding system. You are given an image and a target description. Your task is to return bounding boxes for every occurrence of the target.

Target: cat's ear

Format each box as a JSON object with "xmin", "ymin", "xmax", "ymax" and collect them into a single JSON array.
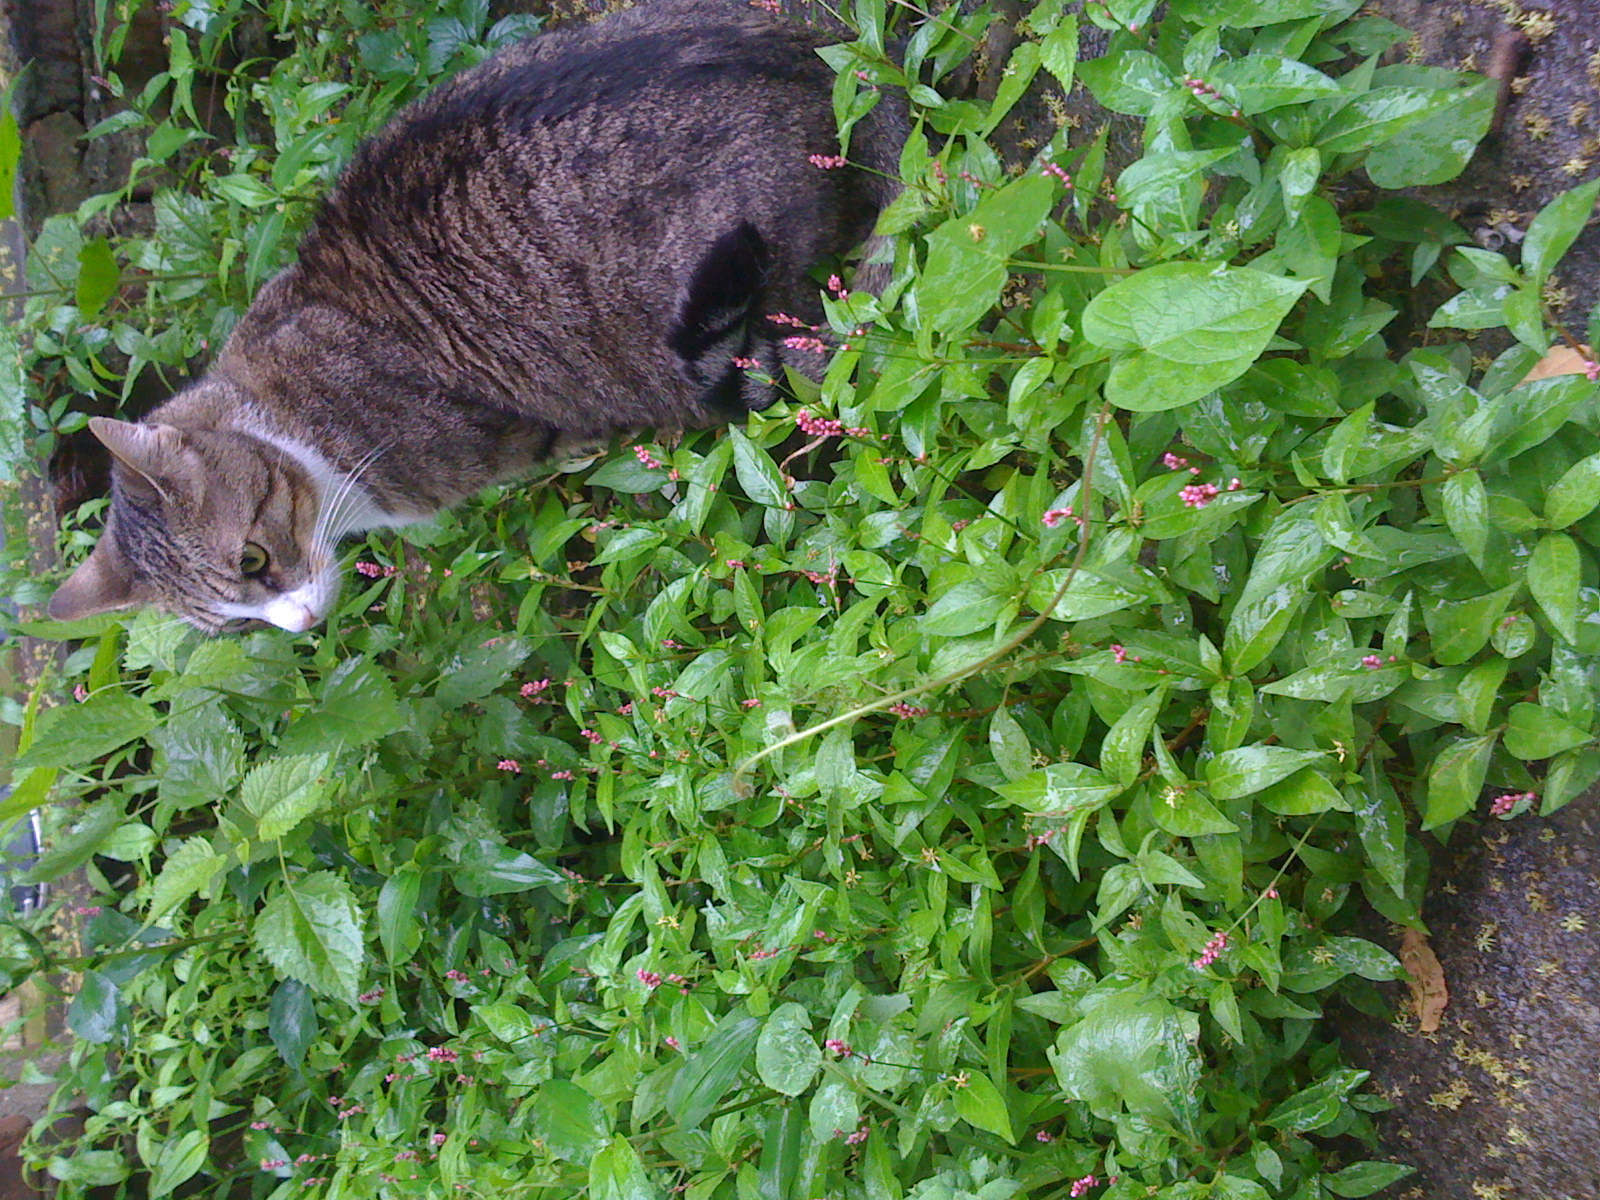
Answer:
[
  {"xmin": 88, "ymin": 418, "xmax": 188, "ymax": 500},
  {"xmin": 47, "ymin": 539, "xmax": 150, "ymax": 621}
]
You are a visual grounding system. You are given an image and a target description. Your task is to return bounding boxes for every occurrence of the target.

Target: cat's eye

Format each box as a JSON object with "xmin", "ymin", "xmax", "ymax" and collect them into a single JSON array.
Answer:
[{"xmin": 240, "ymin": 543, "xmax": 270, "ymax": 577}]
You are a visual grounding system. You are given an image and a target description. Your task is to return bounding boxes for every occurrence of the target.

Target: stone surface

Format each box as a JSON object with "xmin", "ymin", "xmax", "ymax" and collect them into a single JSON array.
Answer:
[{"xmin": 1335, "ymin": 791, "xmax": 1600, "ymax": 1200}]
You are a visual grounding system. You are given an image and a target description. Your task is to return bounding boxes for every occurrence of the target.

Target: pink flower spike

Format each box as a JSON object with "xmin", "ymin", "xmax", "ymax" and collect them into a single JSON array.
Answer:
[
  {"xmin": 1161, "ymin": 452, "xmax": 1189, "ymax": 470},
  {"xmin": 1360, "ymin": 654, "xmax": 1383, "ymax": 670},
  {"xmin": 784, "ymin": 336, "xmax": 828, "ymax": 353},
  {"xmin": 1069, "ymin": 1175, "xmax": 1099, "ymax": 1198},
  {"xmin": 637, "ymin": 969, "xmax": 663, "ymax": 989},
  {"xmin": 1111, "ymin": 644, "xmax": 1128, "ymax": 665},
  {"xmin": 808, "ymin": 153, "xmax": 848, "ymax": 169},
  {"xmin": 1585, "ymin": 359, "xmax": 1600, "ymax": 382},
  {"xmin": 496, "ymin": 759, "xmax": 521, "ymax": 773},
  {"xmin": 1180, "ymin": 482, "xmax": 1219, "ymax": 509}
]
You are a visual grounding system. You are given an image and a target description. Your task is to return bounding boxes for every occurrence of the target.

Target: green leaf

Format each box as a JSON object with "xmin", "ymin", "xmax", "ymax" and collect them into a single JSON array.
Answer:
[
  {"xmin": 1423, "ymin": 734, "xmax": 1496, "ymax": 828},
  {"xmin": 1263, "ymin": 1067, "xmax": 1366, "ymax": 1132},
  {"xmin": 755, "ymin": 1003, "xmax": 821, "ymax": 1097},
  {"xmin": 1150, "ymin": 785, "xmax": 1238, "ymax": 837},
  {"xmin": 1257, "ymin": 768, "xmax": 1344, "ymax": 816},
  {"xmin": 15, "ymin": 691, "xmax": 161, "ymax": 770},
  {"xmin": 1204, "ymin": 746, "xmax": 1325, "ymax": 800},
  {"xmin": 1316, "ymin": 87, "xmax": 1458, "ymax": 154},
  {"xmin": 1026, "ymin": 568, "xmax": 1145, "ymax": 620},
  {"xmin": 729, "ymin": 427, "xmax": 789, "ymax": 508},
  {"xmin": 1440, "ymin": 469, "xmax": 1489, "ymax": 564},
  {"xmin": 665, "ymin": 1011, "xmax": 760, "ymax": 1130},
  {"xmin": 1209, "ymin": 56, "xmax": 1341, "ymax": 114},
  {"xmin": 75, "ymin": 238, "xmax": 121, "ymax": 320},
  {"xmin": 254, "ymin": 872, "xmax": 365, "ymax": 1003},
  {"xmin": 589, "ymin": 1137, "xmax": 652, "ymax": 1200},
  {"xmin": 377, "ymin": 866, "xmax": 423, "ymax": 966},
  {"xmin": 992, "ymin": 763, "xmax": 1122, "ymax": 814},
  {"xmin": 1504, "ymin": 703, "xmax": 1591, "ymax": 760},
  {"xmin": 1083, "ymin": 263, "xmax": 1309, "ymax": 411},
  {"xmin": 921, "ymin": 579, "xmax": 1005, "ymax": 636},
  {"xmin": 1545, "ymin": 451, "xmax": 1600, "ymax": 526},
  {"xmin": 1322, "ymin": 1161, "xmax": 1414, "ymax": 1198},
  {"xmin": 148, "ymin": 1129, "xmax": 208, "ymax": 1198},
  {"xmin": 0, "ymin": 101, "xmax": 18, "ymax": 222},
  {"xmin": 67, "ymin": 970, "xmax": 124, "ymax": 1044},
  {"xmin": 1101, "ymin": 689, "xmax": 1163, "ymax": 787},
  {"xmin": 1077, "ymin": 50, "xmax": 1176, "ymax": 116},
  {"xmin": 433, "ymin": 636, "xmax": 531, "ymax": 708},
  {"xmin": 918, "ymin": 174, "xmax": 1055, "ymax": 334},
  {"xmin": 531, "ymin": 1080, "xmax": 611, "ymax": 1162},
  {"xmin": 277, "ymin": 657, "xmax": 403, "ymax": 756},
  {"xmin": 951, "ymin": 1071, "xmax": 1016, "ymax": 1143},
  {"xmin": 1522, "ymin": 177, "xmax": 1600, "ymax": 285},
  {"xmin": 241, "ymin": 753, "xmax": 335, "ymax": 841},
  {"xmin": 146, "ymin": 836, "xmax": 225, "ymax": 925},
  {"xmin": 47, "ymin": 1151, "xmax": 130, "ymax": 1188},
  {"xmin": 1528, "ymin": 532, "xmax": 1581, "ymax": 643},
  {"xmin": 267, "ymin": 979, "xmax": 316, "ymax": 1070},
  {"xmin": 1168, "ymin": 0, "xmax": 1334, "ymax": 24},
  {"xmin": 153, "ymin": 700, "xmax": 244, "ymax": 810},
  {"xmin": 453, "ymin": 839, "xmax": 565, "ymax": 897},
  {"xmin": 1049, "ymin": 993, "xmax": 1200, "ymax": 1138},
  {"xmin": 1363, "ymin": 80, "xmax": 1495, "ymax": 188},
  {"xmin": 1224, "ymin": 586, "xmax": 1307, "ymax": 674},
  {"xmin": 988, "ymin": 705, "xmax": 1033, "ymax": 782}
]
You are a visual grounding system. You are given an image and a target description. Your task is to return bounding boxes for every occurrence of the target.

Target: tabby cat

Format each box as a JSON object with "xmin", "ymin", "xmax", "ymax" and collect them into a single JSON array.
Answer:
[{"xmin": 48, "ymin": 0, "xmax": 902, "ymax": 633}]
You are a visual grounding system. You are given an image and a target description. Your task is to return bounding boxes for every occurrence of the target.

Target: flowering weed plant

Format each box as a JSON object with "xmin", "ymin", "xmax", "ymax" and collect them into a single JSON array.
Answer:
[{"xmin": 2, "ymin": 0, "xmax": 1600, "ymax": 1197}]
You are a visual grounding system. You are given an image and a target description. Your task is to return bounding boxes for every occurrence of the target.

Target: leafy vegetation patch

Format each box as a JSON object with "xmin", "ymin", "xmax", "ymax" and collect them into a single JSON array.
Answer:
[{"xmin": 3, "ymin": 0, "xmax": 1600, "ymax": 1197}]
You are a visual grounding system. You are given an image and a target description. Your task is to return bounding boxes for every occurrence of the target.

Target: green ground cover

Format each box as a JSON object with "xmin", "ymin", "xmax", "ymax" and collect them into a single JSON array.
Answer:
[{"xmin": 2, "ymin": 0, "xmax": 1599, "ymax": 1196}]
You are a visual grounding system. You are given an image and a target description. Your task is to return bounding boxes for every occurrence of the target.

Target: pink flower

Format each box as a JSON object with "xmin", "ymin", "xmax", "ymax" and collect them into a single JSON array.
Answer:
[
  {"xmin": 825, "ymin": 1039, "xmax": 853, "ymax": 1056},
  {"xmin": 1035, "ymin": 1129, "xmax": 1055, "ymax": 1143},
  {"xmin": 633, "ymin": 444, "xmax": 664, "ymax": 470},
  {"xmin": 1042, "ymin": 162, "xmax": 1072, "ymax": 186},
  {"xmin": 1360, "ymin": 654, "xmax": 1383, "ymax": 670},
  {"xmin": 1180, "ymin": 482, "xmax": 1219, "ymax": 509},
  {"xmin": 783, "ymin": 336, "xmax": 828, "ymax": 353},
  {"xmin": 1192, "ymin": 931, "xmax": 1229, "ymax": 970},
  {"xmin": 1111, "ymin": 644, "xmax": 1128, "ymax": 665},
  {"xmin": 665, "ymin": 1036, "xmax": 681, "ymax": 1050},
  {"xmin": 1585, "ymin": 359, "xmax": 1600, "ymax": 382},
  {"xmin": 73, "ymin": 683, "xmax": 89, "ymax": 702},
  {"xmin": 742, "ymin": 698, "xmax": 762, "ymax": 708},
  {"xmin": 497, "ymin": 759, "xmax": 521, "ymax": 773},
  {"xmin": 808, "ymin": 154, "xmax": 848, "ymax": 169},
  {"xmin": 1069, "ymin": 1175, "xmax": 1099, "ymax": 1198},
  {"xmin": 426, "ymin": 1047, "xmax": 459, "ymax": 1063},
  {"xmin": 796, "ymin": 409, "xmax": 846, "ymax": 437},
  {"xmin": 579, "ymin": 728, "xmax": 603, "ymax": 744},
  {"xmin": 520, "ymin": 679, "xmax": 550, "ymax": 698},
  {"xmin": 888, "ymin": 702, "xmax": 930, "ymax": 719},
  {"xmin": 1041, "ymin": 506, "xmax": 1074, "ymax": 527},
  {"xmin": 638, "ymin": 969, "xmax": 663, "ymax": 988},
  {"xmin": 732, "ymin": 356, "xmax": 761, "ymax": 369},
  {"xmin": 1161, "ymin": 452, "xmax": 1189, "ymax": 470},
  {"xmin": 827, "ymin": 274, "xmax": 849, "ymax": 298},
  {"xmin": 844, "ymin": 1124, "xmax": 870, "ymax": 1145},
  {"xmin": 431, "ymin": 1133, "xmax": 447, "ymax": 1146},
  {"xmin": 1490, "ymin": 790, "xmax": 1536, "ymax": 817}
]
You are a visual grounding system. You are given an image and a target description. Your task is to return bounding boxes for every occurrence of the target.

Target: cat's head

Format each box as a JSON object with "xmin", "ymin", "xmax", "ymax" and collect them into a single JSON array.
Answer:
[{"xmin": 48, "ymin": 418, "xmax": 341, "ymax": 634}]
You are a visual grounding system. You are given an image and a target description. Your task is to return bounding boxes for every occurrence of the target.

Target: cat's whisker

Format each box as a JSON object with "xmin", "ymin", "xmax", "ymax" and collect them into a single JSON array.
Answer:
[{"xmin": 314, "ymin": 443, "xmax": 388, "ymax": 554}]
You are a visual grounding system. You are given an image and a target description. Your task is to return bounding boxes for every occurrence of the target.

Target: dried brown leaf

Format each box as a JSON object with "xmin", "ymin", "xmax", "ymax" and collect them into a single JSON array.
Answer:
[
  {"xmin": 1400, "ymin": 927, "xmax": 1449, "ymax": 1033},
  {"xmin": 1521, "ymin": 344, "xmax": 1596, "ymax": 382}
]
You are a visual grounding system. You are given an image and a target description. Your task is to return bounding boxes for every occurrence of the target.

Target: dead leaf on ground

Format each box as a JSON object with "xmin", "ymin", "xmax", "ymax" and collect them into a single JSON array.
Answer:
[
  {"xmin": 1401, "ymin": 927, "xmax": 1449, "ymax": 1033},
  {"xmin": 1521, "ymin": 344, "xmax": 1596, "ymax": 383}
]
